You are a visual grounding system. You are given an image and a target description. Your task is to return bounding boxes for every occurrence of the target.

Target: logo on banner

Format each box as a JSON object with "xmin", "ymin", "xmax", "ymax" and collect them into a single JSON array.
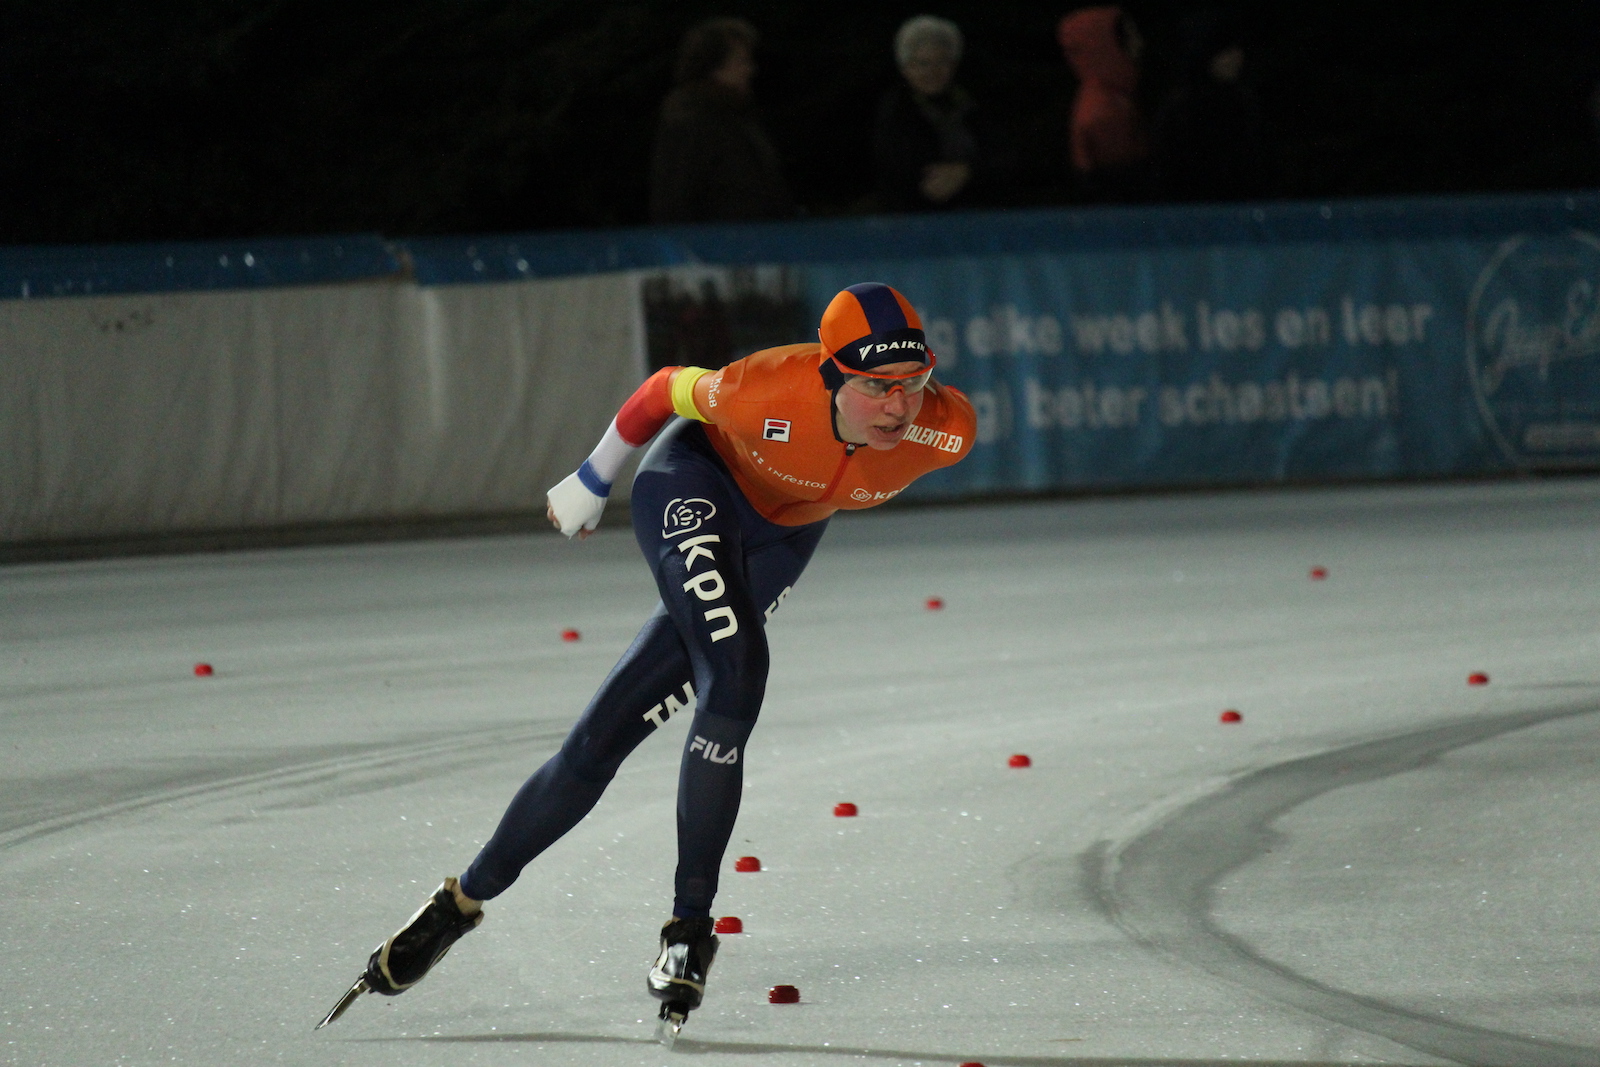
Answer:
[
  {"xmin": 662, "ymin": 497, "xmax": 716, "ymax": 539},
  {"xmin": 1467, "ymin": 232, "xmax": 1600, "ymax": 467},
  {"xmin": 762, "ymin": 418, "xmax": 792, "ymax": 442}
]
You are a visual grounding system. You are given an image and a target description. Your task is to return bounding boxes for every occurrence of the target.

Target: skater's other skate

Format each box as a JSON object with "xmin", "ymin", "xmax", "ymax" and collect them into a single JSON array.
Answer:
[
  {"xmin": 648, "ymin": 915, "xmax": 718, "ymax": 1042},
  {"xmin": 648, "ymin": 916, "xmax": 719, "ymax": 1008},
  {"xmin": 315, "ymin": 876, "xmax": 483, "ymax": 1029}
]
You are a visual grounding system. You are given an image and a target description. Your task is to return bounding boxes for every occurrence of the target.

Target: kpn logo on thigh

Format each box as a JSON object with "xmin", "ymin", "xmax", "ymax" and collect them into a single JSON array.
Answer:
[
  {"xmin": 672, "ymin": 518, "xmax": 740, "ymax": 644},
  {"xmin": 662, "ymin": 497, "xmax": 716, "ymax": 539}
]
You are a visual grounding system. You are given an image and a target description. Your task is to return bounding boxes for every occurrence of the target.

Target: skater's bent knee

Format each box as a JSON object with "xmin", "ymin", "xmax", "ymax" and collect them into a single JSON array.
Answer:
[
  {"xmin": 701, "ymin": 667, "xmax": 767, "ymax": 722},
  {"xmin": 558, "ymin": 736, "xmax": 627, "ymax": 784}
]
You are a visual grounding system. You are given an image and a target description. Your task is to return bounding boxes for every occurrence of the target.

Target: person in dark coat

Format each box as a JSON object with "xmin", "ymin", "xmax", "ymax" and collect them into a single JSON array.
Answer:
[
  {"xmin": 1151, "ymin": 10, "xmax": 1269, "ymax": 202},
  {"xmin": 649, "ymin": 18, "xmax": 794, "ymax": 224},
  {"xmin": 873, "ymin": 15, "xmax": 985, "ymax": 212}
]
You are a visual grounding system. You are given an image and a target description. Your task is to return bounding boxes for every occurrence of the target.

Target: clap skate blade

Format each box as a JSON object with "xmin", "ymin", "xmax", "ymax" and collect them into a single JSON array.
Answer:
[
  {"xmin": 656, "ymin": 1000, "xmax": 690, "ymax": 1047},
  {"xmin": 315, "ymin": 977, "xmax": 370, "ymax": 1030}
]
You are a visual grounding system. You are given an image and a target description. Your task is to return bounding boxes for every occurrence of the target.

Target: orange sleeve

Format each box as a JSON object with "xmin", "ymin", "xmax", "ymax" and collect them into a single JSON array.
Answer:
[{"xmin": 616, "ymin": 367, "xmax": 678, "ymax": 446}]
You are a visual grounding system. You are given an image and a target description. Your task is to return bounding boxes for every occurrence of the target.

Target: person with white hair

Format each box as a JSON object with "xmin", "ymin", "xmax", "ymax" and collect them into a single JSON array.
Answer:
[{"xmin": 873, "ymin": 14, "xmax": 987, "ymax": 212}]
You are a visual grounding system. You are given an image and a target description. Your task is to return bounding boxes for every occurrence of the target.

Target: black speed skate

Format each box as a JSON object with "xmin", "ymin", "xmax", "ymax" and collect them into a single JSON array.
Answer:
[
  {"xmin": 648, "ymin": 916, "xmax": 719, "ymax": 1044},
  {"xmin": 315, "ymin": 876, "xmax": 484, "ymax": 1029}
]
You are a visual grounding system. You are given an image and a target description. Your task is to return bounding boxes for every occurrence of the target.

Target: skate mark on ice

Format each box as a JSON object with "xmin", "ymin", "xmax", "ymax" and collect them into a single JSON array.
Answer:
[
  {"xmin": 1515, "ymin": 680, "xmax": 1600, "ymax": 691},
  {"xmin": 1087, "ymin": 698, "xmax": 1600, "ymax": 1067},
  {"xmin": 0, "ymin": 745, "xmax": 372, "ymax": 836},
  {"xmin": 383, "ymin": 1031, "xmax": 1437, "ymax": 1065},
  {"xmin": 0, "ymin": 722, "xmax": 566, "ymax": 852}
]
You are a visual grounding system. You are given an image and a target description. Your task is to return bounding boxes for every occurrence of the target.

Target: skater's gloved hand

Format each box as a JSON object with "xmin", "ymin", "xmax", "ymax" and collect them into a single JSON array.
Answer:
[{"xmin": 547, "ymin": 468, "xmax": 607, "ymax": 539}]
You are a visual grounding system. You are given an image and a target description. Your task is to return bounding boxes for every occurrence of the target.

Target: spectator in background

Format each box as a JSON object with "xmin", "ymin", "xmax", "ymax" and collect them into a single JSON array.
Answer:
[
  {"xmin": 1057, "ymin": 5, "xmax": 1149, "ymax": 200},
  {"xmin": 873, "ymin": 15, "xmax": 983, "ymax": 212},
  {"xmin": 1152, "ymin": 10, "xmax": 1268, "ymax": 201},
  {"xmin": 649, "ymin": 18, "xmax": 794, "ymax": 224},
  {"xmin": 1588, "ymin": 80, "xmax": 1600, "ymax": 177}
]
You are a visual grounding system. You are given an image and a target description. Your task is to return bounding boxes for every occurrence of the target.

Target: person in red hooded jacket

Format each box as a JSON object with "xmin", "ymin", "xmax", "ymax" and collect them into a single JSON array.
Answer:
[{"xmin": 1057, "ymin": 5, "xmax": 1149, "ymax": 199}]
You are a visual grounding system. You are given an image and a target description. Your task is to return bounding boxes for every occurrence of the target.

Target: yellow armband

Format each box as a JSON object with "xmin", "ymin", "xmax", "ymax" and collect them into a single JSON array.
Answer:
[{"xmin": 671, "ymin": 367, "xmax": 712, "ymax": 422}]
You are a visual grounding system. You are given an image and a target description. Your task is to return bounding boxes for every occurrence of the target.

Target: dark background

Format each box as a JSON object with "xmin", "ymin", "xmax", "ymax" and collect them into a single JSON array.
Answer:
[{"xmin": 4, "ymin": 1, "xmax": 1598, "ymax": 246}]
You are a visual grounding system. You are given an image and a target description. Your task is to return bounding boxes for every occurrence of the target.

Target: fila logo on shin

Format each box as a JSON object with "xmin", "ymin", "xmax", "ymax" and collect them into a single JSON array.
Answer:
[
  {"xmin": 689, "ymin": 735, "xmax": 739, "ymax": 764},
  {"xmin": 762, "ymin": 419, "xmax": 792, "ymax": 442}
]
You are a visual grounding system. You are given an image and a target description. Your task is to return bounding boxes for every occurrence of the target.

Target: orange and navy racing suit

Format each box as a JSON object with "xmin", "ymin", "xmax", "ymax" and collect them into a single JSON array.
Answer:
[{"xmin": 461, "ymin": 344, "xmax": 975, "ymax": 917}]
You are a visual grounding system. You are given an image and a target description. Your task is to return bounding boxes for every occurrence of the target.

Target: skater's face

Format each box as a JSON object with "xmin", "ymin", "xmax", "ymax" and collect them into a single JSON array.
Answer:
[{"xmin": 834, "ymin": 360, "xmax": 927, "ymax": 450}]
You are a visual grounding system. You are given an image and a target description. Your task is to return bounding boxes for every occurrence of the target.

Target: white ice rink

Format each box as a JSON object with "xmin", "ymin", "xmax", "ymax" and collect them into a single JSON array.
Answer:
[{"xmin": 5, "ymin": 479, "xmax": 1600, "ymax": 1067}]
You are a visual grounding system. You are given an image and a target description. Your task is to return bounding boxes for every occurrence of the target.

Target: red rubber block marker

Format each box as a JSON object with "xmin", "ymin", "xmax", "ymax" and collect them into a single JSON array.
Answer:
[
  {"xmin": 768, "ymin": 985, "xmax": 800, "ymax": 1004},
  {"xmin": 925, "ymin": 597, "xmax": 945, "ymax": 610},
  {"xmin": 734, "ymin": 856, "xmax": 761, "ymax": 873},
  {"xmin": 714, "ymin": 916, "xmax": 743, "ymax": 934},
  {"xmin": 193, "ymin": 663, "xmax": 214, "ymax": 677},
  {"xmin": 1309, "ymin": 566, "xmax": 1328, "ymax": 580},
  {"xmin": 1468, "ymin": 672, "xmax": 1490, "ymax": 686},
  {"xmin": 561, "ymin": 629, "xmax": 581, "ymax": 642},
  {"xmin": 1220, "ymin": 709, "xmax": 1243, "ymax": 723},
  {"xmin": 833, "ymin": 802, "xmax": 858, "ymax": 817},
  {"xmin": 960, "ymin": 1062, "xmax": 987, "ymax": 1067},
  {"xmin": 1008, "ymin": 753, "xmax": 1031, "ymax": 768}
]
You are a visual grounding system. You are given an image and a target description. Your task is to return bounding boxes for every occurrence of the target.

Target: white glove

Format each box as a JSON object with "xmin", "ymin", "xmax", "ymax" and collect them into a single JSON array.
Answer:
[{"xmin": 547, "ymin": 469, "xmax": 608, "ymax": 538}]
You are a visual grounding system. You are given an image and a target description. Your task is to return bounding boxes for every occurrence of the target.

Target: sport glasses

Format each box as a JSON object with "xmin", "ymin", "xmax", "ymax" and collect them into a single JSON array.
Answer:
[{"xmin": 832, "ymin": 355, "xmax": 937, "ymax": 398}]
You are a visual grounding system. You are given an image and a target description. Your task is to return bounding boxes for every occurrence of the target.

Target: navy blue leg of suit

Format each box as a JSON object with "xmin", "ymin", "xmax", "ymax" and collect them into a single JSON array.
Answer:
[{"xmin": 460, "ymin": 419, "xmax": 827, "ymax": 918}]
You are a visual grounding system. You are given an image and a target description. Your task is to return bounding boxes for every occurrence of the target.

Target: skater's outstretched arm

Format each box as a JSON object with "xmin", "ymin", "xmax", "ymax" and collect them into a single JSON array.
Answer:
[{"xmin": 546, "ymin": 366, "xmax": 712, "ymax": 539}]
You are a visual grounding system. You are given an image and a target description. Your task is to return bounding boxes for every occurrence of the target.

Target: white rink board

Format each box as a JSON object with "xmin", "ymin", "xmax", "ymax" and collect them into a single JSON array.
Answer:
[
  {"xmin": 0, "ymin": 273, "xmax": 642, "ymax": 544},
  {"xmin": 3, "ymin": 479, "xmax": 1600, "ymax": 1066}
]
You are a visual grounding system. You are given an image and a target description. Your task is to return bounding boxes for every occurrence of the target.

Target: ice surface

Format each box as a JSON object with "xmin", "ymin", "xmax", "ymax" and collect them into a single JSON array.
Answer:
[{"xmin": 3, "ymin": 479, "xmax": 1599, "ymax": 1066}]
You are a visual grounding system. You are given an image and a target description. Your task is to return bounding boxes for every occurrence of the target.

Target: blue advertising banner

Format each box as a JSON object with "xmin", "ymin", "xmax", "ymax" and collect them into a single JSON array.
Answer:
[
  {"xmin": 9, "ymin": 193, "xmax": 1597, "ymax": 501},
  {"xmin": 793, "ymin": 231, "xmax": 1600, "ymax": 499}
]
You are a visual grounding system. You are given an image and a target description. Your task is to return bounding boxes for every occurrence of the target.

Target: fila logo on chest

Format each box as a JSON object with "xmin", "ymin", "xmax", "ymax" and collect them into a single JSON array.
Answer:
[{"xmin": 763, "ymin": 418, "xmax": 792, "ymax": 442}]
